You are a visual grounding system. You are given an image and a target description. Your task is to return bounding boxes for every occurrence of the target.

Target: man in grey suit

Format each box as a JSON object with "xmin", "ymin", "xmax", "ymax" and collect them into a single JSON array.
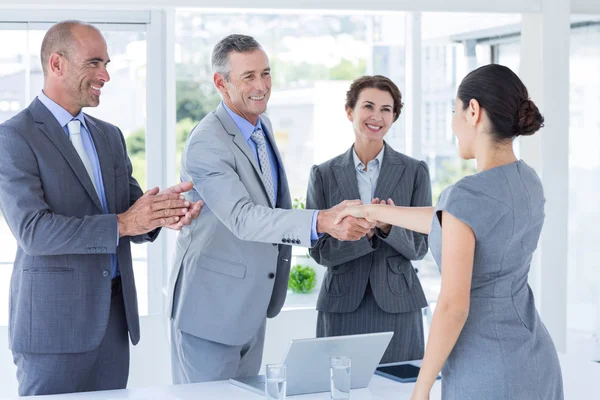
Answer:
[
  {"xmin": 0, "ymin": 21, "xmax": 202, "ymax": 396},
  {"xmin": 169, "ymin": 34, "xmax": 374, "ymax": 384}
]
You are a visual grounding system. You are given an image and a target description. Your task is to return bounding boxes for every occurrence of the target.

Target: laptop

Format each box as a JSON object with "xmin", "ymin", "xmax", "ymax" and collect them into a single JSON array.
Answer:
[{"xmin": 230, "ymin": 331, "xmax": 393, "ymax": 396}]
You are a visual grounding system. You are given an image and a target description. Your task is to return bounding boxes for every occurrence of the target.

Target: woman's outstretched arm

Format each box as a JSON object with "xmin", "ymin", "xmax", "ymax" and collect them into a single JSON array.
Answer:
[{"xmin": 335, "ymin": 204, "xmax": 435, "ymax": 234}]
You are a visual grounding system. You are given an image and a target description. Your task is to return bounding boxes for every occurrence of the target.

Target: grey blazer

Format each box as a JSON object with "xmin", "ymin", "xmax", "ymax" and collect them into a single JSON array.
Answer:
[
  {"xmin": 168, "ymin": 103, "xmax": 315, "ymax": 346},
  {"xmin": 307, "ymin": 143, "xmax": 431, "ymax": 314},
  {"xmin": 0, "ymin": 98, "xmax": 157, "ymax": 354}
]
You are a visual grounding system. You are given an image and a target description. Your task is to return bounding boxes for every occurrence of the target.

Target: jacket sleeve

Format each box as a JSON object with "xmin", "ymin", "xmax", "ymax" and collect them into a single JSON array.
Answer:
[{"xmin": 183, "ymin": 127, "xmax": 314, "ymax": 246}]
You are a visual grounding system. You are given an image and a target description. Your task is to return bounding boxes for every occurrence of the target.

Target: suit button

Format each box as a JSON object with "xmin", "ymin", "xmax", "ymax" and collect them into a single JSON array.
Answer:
[
  {"xmin": 415, "ymin": 268, "xmax": 419, "ymax": 274},
  {"xmin": 268, "ymin": 273, "xmax": 275, "ymax": 279},
  {"xmin": 295, "ymin": 239, "xmax": 301, "ymax": 245},
  {"xmin": 272, "ymin": 243, "xmax": 278, "ymax": 247},
  {"xmin": 102, "ymin": 270, "xmax": 110, "ymax": 278},
  {"xmin": 332, "ymin": 266, "xmax": 339, "ymax": 271}
]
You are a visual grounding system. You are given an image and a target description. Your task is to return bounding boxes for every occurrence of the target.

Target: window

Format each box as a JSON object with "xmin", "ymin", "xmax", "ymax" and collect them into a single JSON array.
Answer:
[
  {"xmin": 567, "ymin": 18, "xmax": 600, "ymax": 359},
  {"xmin": 419, "ymin": 12, "xmax": 521, "ymax": 304},
  {"xmin": 175, "ymin": 9, "xmax": 406, "ymax": 307},
  {"xmin": 0, "ymin": 25, "xmax": 27, "ymax": 326},
  {"xmin": 0, "ymin": 20, "xmax": 149, "ymax": 323}
]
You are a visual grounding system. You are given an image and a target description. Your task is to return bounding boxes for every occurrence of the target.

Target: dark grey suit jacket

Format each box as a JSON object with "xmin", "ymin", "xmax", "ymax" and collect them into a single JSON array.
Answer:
[
  {"xmin": 0, "ymin": 98, "xmax": 157, "ymax": 354},
  {"xmin": 307, "ymin": 143, "xmax": 431, "ymax": 314}
]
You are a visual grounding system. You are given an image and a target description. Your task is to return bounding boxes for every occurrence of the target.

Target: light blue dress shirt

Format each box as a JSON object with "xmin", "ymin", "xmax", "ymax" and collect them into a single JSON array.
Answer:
[
  {"xmin": 38, "ymin": 91, "xmax": 119, "ymax": 278},
  {"xmin": 222, "ymin": 102, "xmax": 319, "ymax": 241},
  {"xmin": 352, "ymin": 146, "xmax": 385, "ymax": 205}
]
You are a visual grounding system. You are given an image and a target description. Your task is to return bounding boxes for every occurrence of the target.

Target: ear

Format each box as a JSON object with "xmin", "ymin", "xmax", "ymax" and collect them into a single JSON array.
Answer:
[
  {"xmin": 345, "ymin": 107, "xmax": 354, "ymax": 122},
  {"xmin": 466, "ymin": 98, "xmax": 482, "ymax": 127},
  {"xmin": 48, "ymin": 53, "xmax": 66, "ymax": 77},
  {"xmin": 213, "ymin": 72, "xmax": 228, "ymax": 97}
]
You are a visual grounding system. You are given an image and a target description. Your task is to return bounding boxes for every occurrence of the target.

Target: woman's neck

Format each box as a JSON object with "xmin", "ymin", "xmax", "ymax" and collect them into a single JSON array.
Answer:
[
  {"xmin": 475, "ymin": 141, "xmax": 518, "ymax": 172},
  {"xmin": 354, "ymin": 139, "xmax": 384, "ymax": 169}
]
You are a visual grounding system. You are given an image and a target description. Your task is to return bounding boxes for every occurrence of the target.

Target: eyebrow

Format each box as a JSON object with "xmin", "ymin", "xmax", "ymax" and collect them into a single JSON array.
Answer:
[
  {"xmin": 241, "ymin": 67, "xmax": 270, "ymax": 77},
  {"xmin": 362, "ymin": 100, "xmax": 393, "ymax": 108},
  {"xmin": 86, "ymin": 57, "xmax": 110, "ymax": 65}
]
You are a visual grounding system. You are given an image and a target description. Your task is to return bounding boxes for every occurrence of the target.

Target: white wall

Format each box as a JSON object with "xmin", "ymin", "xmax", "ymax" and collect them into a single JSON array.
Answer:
[{"xmin": 0, "ymin": 309, "xmax": 318, "ymax": 397}]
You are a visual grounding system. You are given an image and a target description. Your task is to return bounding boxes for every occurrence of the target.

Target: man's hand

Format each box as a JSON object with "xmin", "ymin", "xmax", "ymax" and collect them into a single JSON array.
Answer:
[
  {"xmin": 159, "ymin": 182, "xmax": 203, "ymax": 230},
  {"xmin": 371, "ymin": 197, "xmax": 395, "ymax": 235},
  {"xmin": 316, "ymin": 200, "xmax": 375, "ymax": 241},
  {"xmin": 117, "ymin": 187, "xmax": 191, "ymax": 237}
]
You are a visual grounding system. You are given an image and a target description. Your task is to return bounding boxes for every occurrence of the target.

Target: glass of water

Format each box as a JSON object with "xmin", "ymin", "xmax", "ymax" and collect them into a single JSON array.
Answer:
[
  {"xmin": 265, "ymin": 363, "xmax": 287, "ymax": 400},
  {"xmin": 330, "ymin": 356, "xmax": 351, "ymax": 399}
]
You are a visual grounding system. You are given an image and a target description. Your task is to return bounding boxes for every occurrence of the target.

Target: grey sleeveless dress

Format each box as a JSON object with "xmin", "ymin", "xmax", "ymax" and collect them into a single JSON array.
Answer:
[{"xmin": 429, "ymin": 160, "xmax": 564, "ymax": 400}]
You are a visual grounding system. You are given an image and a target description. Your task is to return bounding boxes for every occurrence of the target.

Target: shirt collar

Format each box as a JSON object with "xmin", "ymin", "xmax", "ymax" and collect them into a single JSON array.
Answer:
[
  {"xmin": 352, "ymin": 145, "xmax": 385, "ymax": 171},
  {"xmin": 38, "ymin": 91, "xmax": 88, "ymax": 132},
  {"xmin": 222, "ymin": 101, "xmax": 263, "ymax": 141}
]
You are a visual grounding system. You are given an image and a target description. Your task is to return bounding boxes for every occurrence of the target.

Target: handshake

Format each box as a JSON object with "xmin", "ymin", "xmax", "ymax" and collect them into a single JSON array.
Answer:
[
  {"xmin": 117, "ymin": 181, "xmax": 203, "ymax": 237},
  {"xmin": 316, "ymin": 198, "xmax": 394, "ymax": 241}
]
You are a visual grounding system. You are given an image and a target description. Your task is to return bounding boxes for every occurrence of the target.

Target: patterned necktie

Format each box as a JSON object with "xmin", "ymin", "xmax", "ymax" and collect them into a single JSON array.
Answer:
[
  {"xmin": 67, "ymin": 120, "xmax": 99, "ymax": 196},
  {"xmin": 250, "ymin": 128, "xmax": 275, "ymax": 206}
]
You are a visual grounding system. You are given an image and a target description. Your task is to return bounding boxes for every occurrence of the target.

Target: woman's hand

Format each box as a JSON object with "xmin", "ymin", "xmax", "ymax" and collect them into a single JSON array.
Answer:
[
  {"xmin": 371, "ymin": 198, "xmax": 394, "ymax": 234},
  {"xmin": 333, "ymin": 205, "xmax": 369, "ymax": 224}
]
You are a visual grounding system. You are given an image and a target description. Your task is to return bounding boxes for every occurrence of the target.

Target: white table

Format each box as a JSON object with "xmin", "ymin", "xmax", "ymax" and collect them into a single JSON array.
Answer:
[{"xmin": 2, "ymin": 354, "xmax": 598, "ymax": 399}]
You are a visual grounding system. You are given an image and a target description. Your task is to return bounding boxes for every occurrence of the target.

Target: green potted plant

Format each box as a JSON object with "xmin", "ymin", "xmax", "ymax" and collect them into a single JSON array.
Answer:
[
  {"xmin": 288, "ymin": 264, "xmax": 317, "ymax": 294},
  {"xmin": 292, "ymin": 197, "xmax": 305, "ymax": 210}
]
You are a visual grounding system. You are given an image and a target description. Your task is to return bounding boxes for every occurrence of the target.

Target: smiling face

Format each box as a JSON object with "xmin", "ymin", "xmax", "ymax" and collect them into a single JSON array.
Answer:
[
  {"xmin": 215, "ymin": 49, "xmax": 271, "ymax": 125},
  {"xmin": 347, "ymin": 87, "xmax": 396, "ymax": 144},
  {"xmin": 50, "ymin": 25, "xmax": 111, "ymax": 115}
]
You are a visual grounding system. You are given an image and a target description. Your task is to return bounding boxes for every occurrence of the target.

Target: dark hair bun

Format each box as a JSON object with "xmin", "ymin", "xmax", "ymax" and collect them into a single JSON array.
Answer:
[{"xmin": 517, "ymin": 99, "xmax": 544, "ymax": 136}]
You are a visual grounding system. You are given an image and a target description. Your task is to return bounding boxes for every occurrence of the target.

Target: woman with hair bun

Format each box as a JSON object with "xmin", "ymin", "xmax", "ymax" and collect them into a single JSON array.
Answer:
[{"xmin": 335, "ymin": 64, "xmax": 564, "ymax": 400}]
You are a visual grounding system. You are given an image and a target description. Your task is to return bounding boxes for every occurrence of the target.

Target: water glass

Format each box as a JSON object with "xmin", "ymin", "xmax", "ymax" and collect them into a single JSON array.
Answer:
[
  {"xmin": 330, "ymin": 356, "xmax": 351, "ymax": 399},
  {"xmin": 265, "ymin": 363, "xmax": 287, "ymax": 400}
]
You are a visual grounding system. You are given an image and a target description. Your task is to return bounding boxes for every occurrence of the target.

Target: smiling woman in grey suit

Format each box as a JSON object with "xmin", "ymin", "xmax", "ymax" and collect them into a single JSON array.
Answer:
[
  {"xmin": 306, "ymin": 75, "xmax": 432, "ymax": 363},
  {"xmin": 337, "ymin": 65, "xmax": 564, "ymax": 400}
]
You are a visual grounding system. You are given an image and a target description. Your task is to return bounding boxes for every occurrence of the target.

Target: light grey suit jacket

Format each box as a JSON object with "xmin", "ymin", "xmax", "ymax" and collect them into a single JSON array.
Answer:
[
  {"xmin": 0, "ymin": 98, "xmax": 158, "ymax": 354},
  {"xmin": 307, "ymin": 143, "xmax": 431, "ymax": 314},
  {"xmin": 168, "ymin": 103, "xmax": 315, "ymax": 346}
]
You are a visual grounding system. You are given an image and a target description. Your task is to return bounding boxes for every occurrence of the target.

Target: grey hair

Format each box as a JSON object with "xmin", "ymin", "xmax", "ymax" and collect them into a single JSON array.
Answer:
[
  {"xmin": 211, "ymin": 34, "xmax": 262, "ymax": 81},
  {"xmin": 41, "ymin": 20, "xmax": 101, "ymax": 77}
]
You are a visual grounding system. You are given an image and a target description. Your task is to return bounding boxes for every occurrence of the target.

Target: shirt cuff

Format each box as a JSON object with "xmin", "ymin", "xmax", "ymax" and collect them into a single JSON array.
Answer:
[
  {"xmin": 310, "ymin": 210, "xmax": 323, "ymax": 241},
  {"xmin": 116, "ymin": 220, "xmax": 120, "ymax": 246}
]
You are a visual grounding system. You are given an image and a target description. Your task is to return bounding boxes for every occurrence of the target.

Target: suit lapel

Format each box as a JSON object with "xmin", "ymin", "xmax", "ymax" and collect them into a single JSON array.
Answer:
[
  {"xmin": 373, "ymin": 142, "xmax": 406, "ymax": 202},
  {"xmin": 85, "ymin": 115, "xmax": 116, "ymax": 214},
  {"xmin": 332, "ymin": 146, "xmax": 361, "ymax": 201},
  {"xmin": 30, "ymin": 99, "xmax": 104, "ymax": 211},
  {"xmin": 215, "ymin": 104, "xmax": 277, "ymax": 208}
]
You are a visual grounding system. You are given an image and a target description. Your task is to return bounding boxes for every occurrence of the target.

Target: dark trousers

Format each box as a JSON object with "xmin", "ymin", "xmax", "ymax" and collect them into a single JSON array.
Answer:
[
  {"xmin": 13, "ymin": 277, "xmax": 130, "ymax": 396},
  {"xmin": 317, "ymin": 282, "xmax": 424, "ymax": 363}
]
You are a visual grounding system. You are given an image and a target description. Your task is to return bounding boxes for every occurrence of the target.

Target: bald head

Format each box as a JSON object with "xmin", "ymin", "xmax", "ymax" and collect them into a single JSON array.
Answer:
[{"xmin": 40, "ymin": 20, "xmax": 102, "ymax": 78}]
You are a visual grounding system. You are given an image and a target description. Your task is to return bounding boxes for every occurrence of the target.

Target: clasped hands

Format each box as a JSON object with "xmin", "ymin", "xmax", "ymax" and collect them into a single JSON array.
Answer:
[
  {"xmin": 318, "ymin": 198, "xmax": 394, "ymax": 241},
  {"xmin": 117, "ymin": 182, "xmax": 203, "ymax": 237}
]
